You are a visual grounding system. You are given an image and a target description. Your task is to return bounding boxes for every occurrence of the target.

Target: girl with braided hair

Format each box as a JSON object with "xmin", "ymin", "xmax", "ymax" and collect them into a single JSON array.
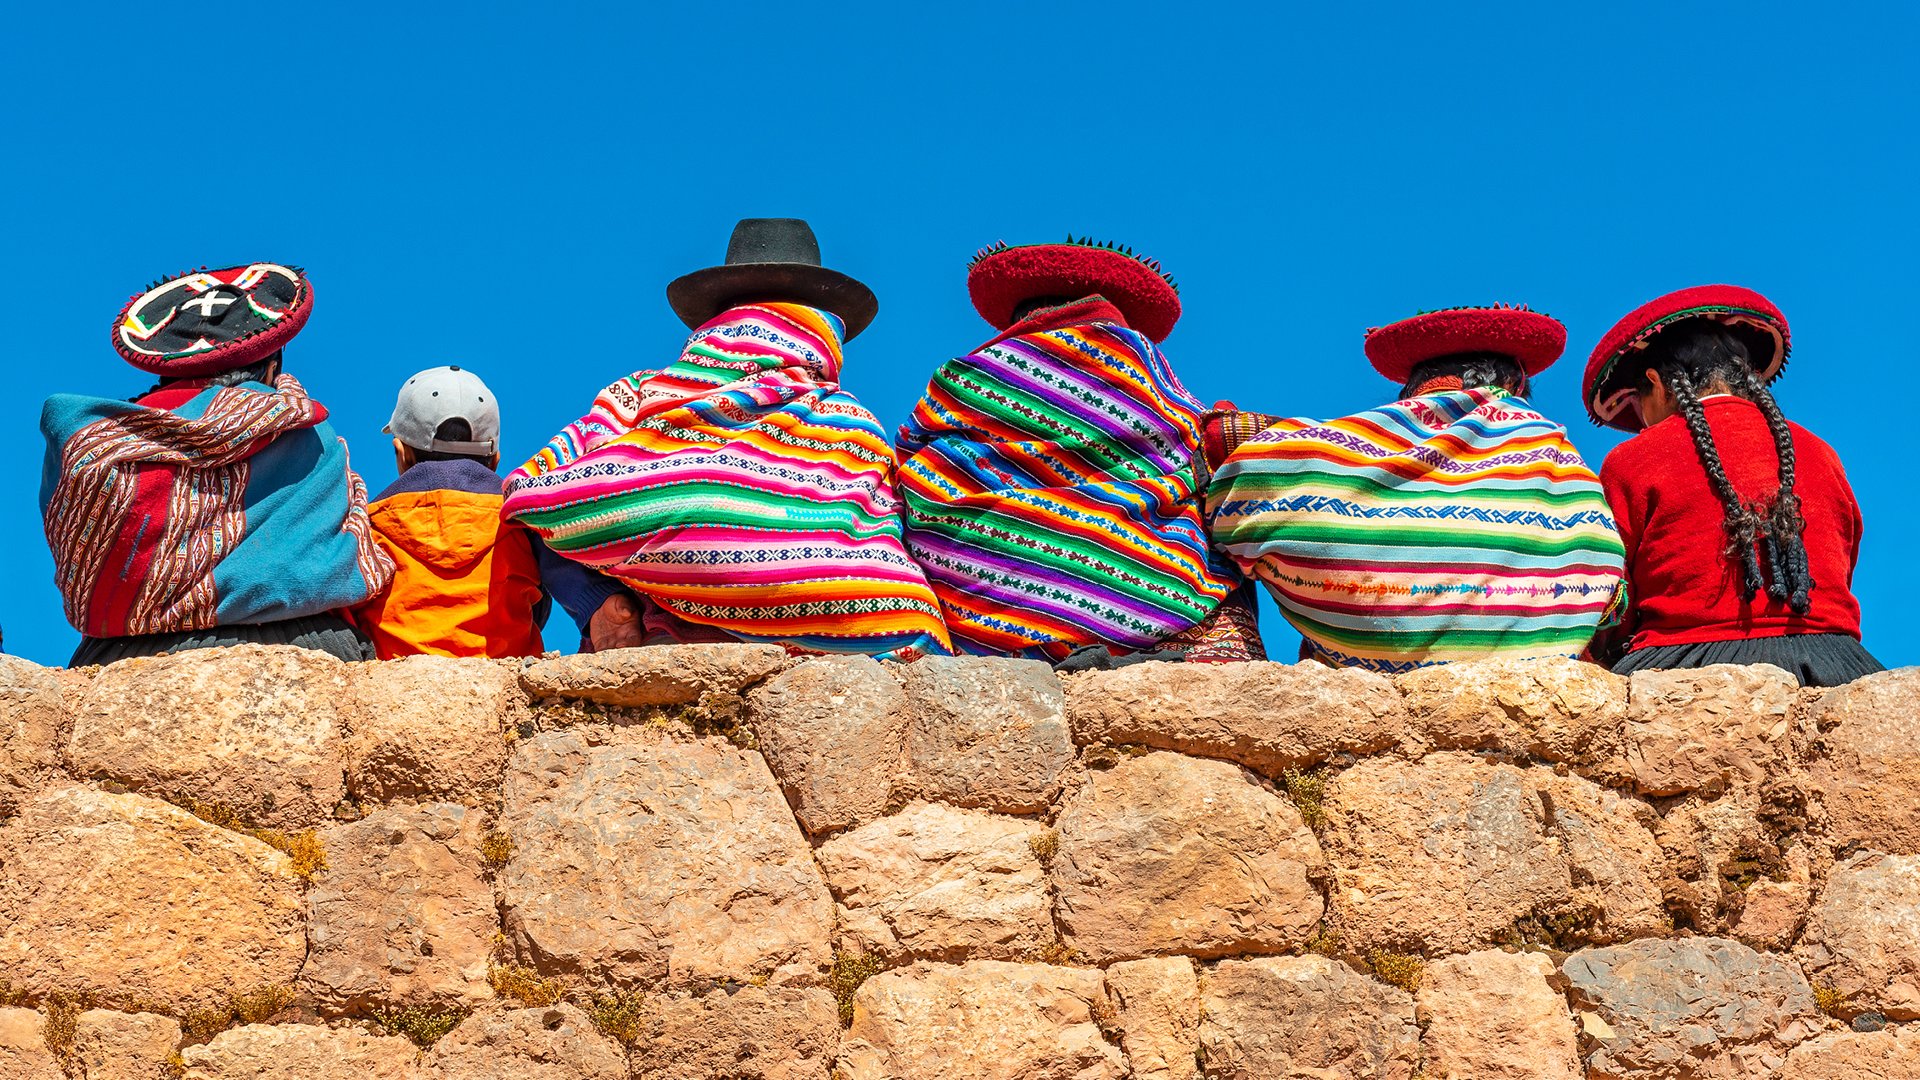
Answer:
[{"xmin": 1582, "ymin": 285, "xmax": 1880, "ymax": 686}]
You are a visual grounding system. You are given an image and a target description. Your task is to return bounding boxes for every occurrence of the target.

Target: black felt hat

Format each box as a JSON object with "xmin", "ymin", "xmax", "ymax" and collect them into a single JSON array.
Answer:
[{"xmin": 666, "ymin": 218, "xmax": 879, "ymax": 340}]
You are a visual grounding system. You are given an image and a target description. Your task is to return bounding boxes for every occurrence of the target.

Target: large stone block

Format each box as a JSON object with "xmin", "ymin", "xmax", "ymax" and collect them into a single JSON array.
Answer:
[
  {"xmin": 0, "ymin": 1007, "xmax": 59, "ymax": 1080},
  {"xmin": 1624, "ymin": 664, "xmax": 1803, "ymax": 797},
  {"xmin": 838, "ymin": 960, "xmax": 1124, "ymax": 1080},
  {"xmin": 1810, "ymin": 669, "xmax": 1920, "ymax": 854},
  {"xmin": 1104, "ymin": 956, "xmax": 1199, "ymax": 1080},
  {"xmin": 1395, "ymin": 656, "xmax": 1628, "ymax": 767},
  {"xmin": 519, "ymin": 643, "xmax": 787, "ymax": 706},
  {"xmin": 68, "ymin": 644, "xmax": 348, "ymax": 829},
  {"xmin": 0, "ymin": 656, "xmax": 68, "ymax": 820},
  {"xmin": 1796, "ymin": 851, "xmax": 1920, "ymax": 1020},
  {"xmin": 1562, "ymin": 936, "xmax": 1818, "ymax": 1079},
  {"xmin": 498, "ymin": 730, "xmax": 832, "ymax": 989},
  {"xmin": 1532, "ymin": 771, "xmax": 1669, "ymax": 942},
  {"xmin": 817, "ymin": 801, "xmax": 1054, "ymax": 962},
  {"xmin": 1066, "ymin": 661, "xmax": 1402, "ymax": 775},
  {"xmin": 301, "ymin": 803, "xmax": 498, "ymax": 1015},
  {"xmin": 1197, "ymin": 955, "xmax": 1419, "ymax": 1080},
  {"xmin": 745, "ymin": 656, "xmax": 907, "ymax": 837},
  {"xmin": 0, "ymin": 785, "xmax": 304, "ymax": 1010},
  {"xmin": 1052, "ymin": 752, "xmax": 1323, "ymax": 964},
  {"xmin": 180, "ymin": 1023, "xmax": 424, "ymax": 1079},
  {"xmin": 629, "ymin": 985, "xmax": 839, "ymax": 1080},
  {"xmin": 346, "ymin": 656, "xmax": 516, "ymax": 806},
  {"xmin": 426, "ymin": 1004, "xmax": 627, "ymax": 1080},
  {"xmin": 1778, "ymin": 1027, "xmax": 1920, "ymax": 1079},
  {"xmin": 72, "ymin": 1009, "xmax": 184, "ymax": 1079},
  {"xmin": 1416, "ymin": 950, "xmax": 1579, "ymax": 1080},
  {"xmin": 898, "ymin": 656, "xmax": 1073, "ymax": 814},
  {"xmin": 1320, "ymin": 753, "xmax": 1571, "ymax": 955}
]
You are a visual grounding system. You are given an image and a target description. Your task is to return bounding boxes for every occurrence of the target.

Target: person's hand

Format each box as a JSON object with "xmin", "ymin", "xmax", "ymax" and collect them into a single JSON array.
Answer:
[{"xmin": 588, "ymin": 593, "xmax": 643, "ymax": 653}]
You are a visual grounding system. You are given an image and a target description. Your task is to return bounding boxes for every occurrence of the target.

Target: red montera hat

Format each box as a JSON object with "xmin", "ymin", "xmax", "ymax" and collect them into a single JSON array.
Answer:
[
  {"xmin": 114, "ymin": 263, "xmax": 313, "ymax": 376},
  {"xmin": 967, "ymin": 237, "xmax": 1182, "ymax": 342},
  {"xmin": 1583, "ymin": 284, "xmax": 1790, "ymax": 433},
  {"xmin": 1363, "ymin": 304, "xmax": 1566, "ymax": 384}
]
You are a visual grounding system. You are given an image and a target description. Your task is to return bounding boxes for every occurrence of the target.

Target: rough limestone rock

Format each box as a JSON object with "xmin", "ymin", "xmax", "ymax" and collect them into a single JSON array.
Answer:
[
  {"xmin": 1809, "ymin": 669, "xmax": 1920, "ymax": 854},
  {"xmin": 181, "ymin": 1024, "xmax": 422, "ymax": 1079},
  {"xmin": 1778, "ymin": 1027, "xmax": 1920, "ymax": 1079},
  {"xmin": 1532, "ymin": 770, "xmax": 1668, "ymax": 942},
  {"xmin": 0, "ymin": 785, "xmax": 304, "ymax": 1009},
  {"xmin": 0, "ymin": 1007, "xmax": 59, "ymax": 1080},
  {"xmin": 519, "ymin": 643, "xmax": 787, "ymax": 706},
  {"xmin": 1653, "ymin": 784, "xmax": 1796, "ymax": 935},
  {"xmin": 498, "ymin": 730, "xmax": 833, "ymax": 988},
  {"xmin": 1796, "ymin": 852, "xmax": 1920, "ymax": 1019},
  {"xmin": 1416, "ymin": 950, "xmax": 1580, "ymax": 1080},
  {"xmin": 1395, "ymin": 656, "xmax": 1628, "ymax": 767},
  {"xmin": 898, "ymin": 656, "xmax": 1073, "ymax": 814},
  {"xmin": 1563, "ymin": 936, "xmax": 1819, "ymax": 1079},
  {"xmin": 69, "ymin": 644, "xmax": 347, "ymax": 829},
  {"xmin": 0, "ymin": 655, "xmax": 68, "ymax": 819},
  {"xmin": 72, "ymin": 1009, "xmax": 184, "ymax": 1079},
  {"xmin": 346, "ymin": 656, "xmax": 515, "ymax": 805},
  {"xmin": 1734, "ymin": 879, "xmax": 1811, "ymax": 950},
  {"xmin": 1319, "ymin": 753, "xmax": 1571, "ymax": 954},
  {"xmin": 1104, "ymin": 956, "xmax": 1200, "ymax": 1080},
  {"xmin": 302, "ymin": 802, "xmax": 498, "ymax": 1014},
  {"xmin": 745, "ymin": 656, "xmax": 907, "ymax": 836},
  {"xmin": 1065, "ymin": 661, "xmax": 1401, "ymax": 774},
  {"xmin": 1197, "ymin": 955, "xmax": 1419, "ymax": 1080},
  {"xmin": 629, "ymin": 985, "xmax": 839, "ymax": 1080},
  {"xmin": 427, "ymin": 1004, "xmax": 626, "ymax": 1080},
  {"xmin": 838, "ymin": 960, "xmax": 1124, "ymax": 1080},
  {"xmin": 1624, "ymin": 664, "xmax": 1803, "ymax": 797},
  {"xmin": 816, "ymin": 801, "xmax": 1054, "ymax": 962},
  {"xmin": 1052, "ymin": 751, "xmax": 1323, "ymax": 963}
]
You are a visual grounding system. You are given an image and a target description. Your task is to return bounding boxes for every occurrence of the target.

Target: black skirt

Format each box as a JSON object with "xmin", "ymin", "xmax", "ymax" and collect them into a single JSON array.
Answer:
[
  {"xmin": 1611, "ymin": 633, "xmax": 1884, "ymax": 688},
  {"xmin": 70, "ymin": 612, "xmax": 376, "ymax": 668}
]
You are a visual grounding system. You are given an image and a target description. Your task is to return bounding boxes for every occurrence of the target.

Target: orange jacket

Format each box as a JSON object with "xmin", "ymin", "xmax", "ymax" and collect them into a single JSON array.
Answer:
[{"xmin": 352, "ymin": 484, "xmax": 545, "ymax": 659}]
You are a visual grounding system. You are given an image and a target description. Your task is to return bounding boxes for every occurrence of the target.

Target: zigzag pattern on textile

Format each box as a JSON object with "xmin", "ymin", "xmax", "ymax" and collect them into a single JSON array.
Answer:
[
  {"xmin": 503, "ymin": 303, "xmax": 951, "ymax": 658},
  {"xmin": 896, "ymin": 316, "xmax": 1236, "ymax": 659},
  {"xmin": 1208, "ymin": 387, "xmax": 1626, "ymax": 672}
]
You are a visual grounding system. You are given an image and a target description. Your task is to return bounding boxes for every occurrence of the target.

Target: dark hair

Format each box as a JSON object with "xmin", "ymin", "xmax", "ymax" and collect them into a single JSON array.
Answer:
[
  {"xmin": 1009, "ymin": 295, "xmax": 1080, "ymax": 323},
  {"xmin": 142, "ymin": 353, "xmax": 283, "ymax": 397},
  {"xmin": 1636, "ymin": 324, "xmax": 1812, "ymax": 613},
  {"xmin": 407, "ymin": 418, "xmax": 496, "ymax": 465},
  {"xmin": 1399, "ymin": 352, "xmax": 1529, "ymax": 399}
]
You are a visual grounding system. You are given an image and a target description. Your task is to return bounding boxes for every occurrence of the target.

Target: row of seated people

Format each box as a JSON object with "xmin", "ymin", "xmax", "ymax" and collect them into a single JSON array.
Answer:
[{"xmin": 38, "ymin": 220, "xmax": 1880, "ymax": 688}]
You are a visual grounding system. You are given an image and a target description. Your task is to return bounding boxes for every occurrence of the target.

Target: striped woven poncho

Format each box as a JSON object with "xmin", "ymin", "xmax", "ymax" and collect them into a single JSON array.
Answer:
[
  {"xmin": 502, "ymin": 303, "xmax": 951, "ymax": 657},
  {"xmin": 896, "ymin": 302, "xmax": 1237, "ymax": 657},
  {"xmin": 1206, "ymin": 388, "xmax": 1625, "ymax": 672}
]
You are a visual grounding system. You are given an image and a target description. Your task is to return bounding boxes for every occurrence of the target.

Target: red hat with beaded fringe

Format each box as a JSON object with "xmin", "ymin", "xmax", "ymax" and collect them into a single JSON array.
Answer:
[
  {"xmin": 967, "ymin": 237, "xmax": 1182, "ymax": 342},
  {"xmin": 114, "ymin": 263, "xmax": 313, "ymax": 376},
  {"xmin": 1363, "ymin": 304, "xmax": 1567, "ymax": 385},
  {"xmin": 1582, "ymin": 284, "xmax": 1791, "ymax": 434}
]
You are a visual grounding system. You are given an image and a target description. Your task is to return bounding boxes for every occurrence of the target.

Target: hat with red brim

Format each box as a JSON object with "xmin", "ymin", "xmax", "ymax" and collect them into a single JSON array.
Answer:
[
  {"xmin": 1363, "ymin": 305, "xmax": 1566, "ymax": 384},
  {"xmin": 967, "ymin": 237, "xmax": 1182, "ymax": 343},
  {"xmin": 113, "ymin": 263, "xmax": 313, "ymax": 377},
  {"xmin": 1583, "ymin": 284, "xmax": 1790, "ymax": 433}
]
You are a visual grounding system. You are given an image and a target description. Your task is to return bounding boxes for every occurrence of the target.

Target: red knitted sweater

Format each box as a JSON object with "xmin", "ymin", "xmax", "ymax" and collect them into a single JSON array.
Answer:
[{"xmin": 1600, "ymin": 396, "xmax": 1863, "ymax": 650}]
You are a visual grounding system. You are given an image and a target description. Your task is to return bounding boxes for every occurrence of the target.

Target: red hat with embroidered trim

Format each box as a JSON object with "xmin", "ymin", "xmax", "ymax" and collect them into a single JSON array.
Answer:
[
  {"xmin": 113, "ymin": 263, "xmax": 313, "ymax": 376},
  {"xmin": 1583, "ymin": 284, "xmax": 1790, "ymax": 433},
  {"xmin": 1363, "ymin": 304, "xmax": 1566, "ymax": 384},
  {"xmin": 967, "ymin": 237, "xmax": 1182, "ymax": 342}
]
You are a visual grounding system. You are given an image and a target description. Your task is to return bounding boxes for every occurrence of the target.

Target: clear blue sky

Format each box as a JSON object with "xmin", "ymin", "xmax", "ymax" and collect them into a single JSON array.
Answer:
[{"xmin": 3, "ymin": 3, "xmax": 1914, "ymax": 667}]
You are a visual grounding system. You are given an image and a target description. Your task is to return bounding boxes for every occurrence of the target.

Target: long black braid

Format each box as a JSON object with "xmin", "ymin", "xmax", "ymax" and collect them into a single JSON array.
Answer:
[{"xmin": 1639, "ymin": 326, "xmax": 1813, "ymax": 613}]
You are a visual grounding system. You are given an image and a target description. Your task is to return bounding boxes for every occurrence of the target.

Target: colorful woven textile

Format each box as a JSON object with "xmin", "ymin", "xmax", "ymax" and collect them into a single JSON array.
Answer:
[
  {"xmin": 1207, "ymin": 388, "xmax": 1625, "ymax": 672},
  {"xmin": 40, "ymin": 374, "xmax": 393, "ymax": 638},
  {"xmin": 896, "ymin": 301, "xmax": 1238, "ymax": 657},
  {"xmin": 502, "ymin": 303, "xmax": 951, "ymax": 657}
]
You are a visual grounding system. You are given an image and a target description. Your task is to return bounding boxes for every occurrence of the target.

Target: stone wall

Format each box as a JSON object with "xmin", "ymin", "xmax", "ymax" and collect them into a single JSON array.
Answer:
[{"xmin": 1, "ymin": 644, "xmax": 1918, "ymax": 1078}]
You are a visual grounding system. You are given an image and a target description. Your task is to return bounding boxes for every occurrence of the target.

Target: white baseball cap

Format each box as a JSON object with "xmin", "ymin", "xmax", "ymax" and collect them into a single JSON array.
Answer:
[{"xmin": 385, "ymin": 365, "xmax": 501, "ymax": 455}]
